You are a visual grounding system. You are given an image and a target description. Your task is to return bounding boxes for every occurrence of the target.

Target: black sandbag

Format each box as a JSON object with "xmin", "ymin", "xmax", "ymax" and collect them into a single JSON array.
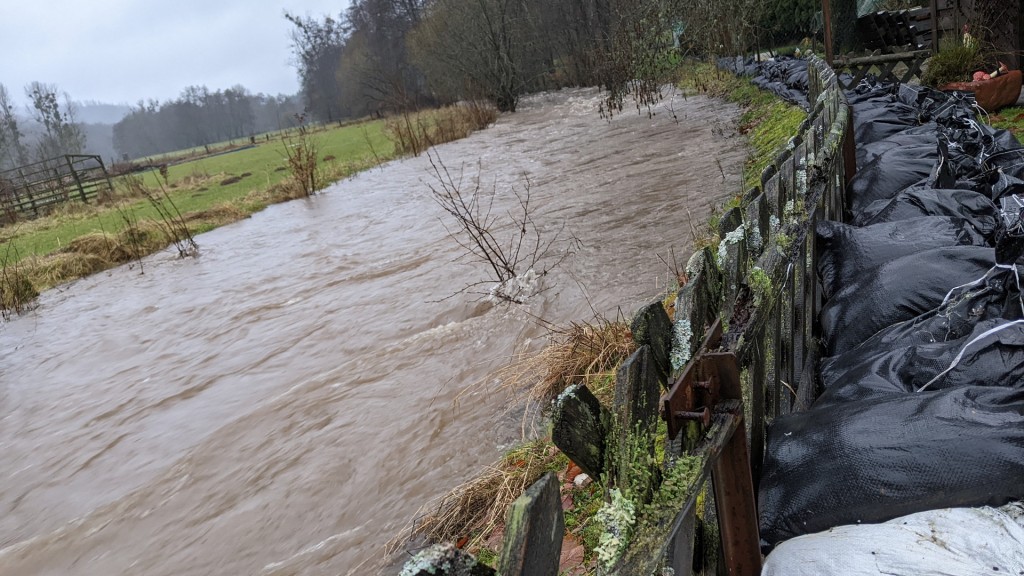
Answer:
[
  {"xmin": 923, "ymin": 89, "xmax": 978, "ymax": 126},
  {"xmin": 986, "ymin": 148, "xmax": 1024, "ymax": 182},
  {"xmin": 819, "ymin": 245, "xmax": 994, "ymax": 355},
  {"xmin": 853, "ymin": 187, "xmax": 998, "ymax": 236},
  {"xmin": 818, "ymin": 317, "xmax": 1024, "ymax": 407},
  {"xmin": 716, "ymin": 55, "xmax": 759, "ymax": 78},
  {"xmin": 846, "ymin": 141, "xmax": 937, "ymax": 215},
  {"xmin": 750, "ymin": 58, "xmax": 810, "ymax": 108},
  {"xmin": 758, "ymin": 385, "xmax": 1024, "ymax": 549},
  {"xmin": 821, "ymin": 266, "xmax": 1023, "ymax": 393},
  {"xmin": 816, "ymin": 217, "xmax": 988, "ymax": 300},
  {"xmin": 852, "ymin": 102, "xmax": 924, "ymax": 148},
  {"xmin": 845, "ymin": 81, "xmax": 894, "ymax": 107},
  {"xmin": 856, "ymin": 124, "xmax": 936, "ymax": 169}
]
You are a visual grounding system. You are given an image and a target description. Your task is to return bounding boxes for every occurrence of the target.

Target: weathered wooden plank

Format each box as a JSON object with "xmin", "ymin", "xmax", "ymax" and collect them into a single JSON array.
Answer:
[
  {"xmin": 673, "ymin": 247, "xmax": 723, "ymax": 372},
  {"xmin": 498, "ymin": 472, "xmax": 564, "ymax": 576},
  {"xmin": 762, "ymin": 173, "xmax": 781, "ymax": 221},
  {"xmin": 631, "ymin": 300, "xmax": 673, "ymax": 388},
  {"xmin": 614, "ymin": 346, "xmax": 661, "ymax": 433},
  {"xmin": 610, "ymin": 403, "xmax": 743, "ymax": 576},
  {"xmin": 612, "ymin": 346, "xmax": 662, "ymax": 498},
  {"xmin": 717, "ymin": 207, "xmax": 748, "ymax": 316},
  {"xmin": 551, "ymin": 384, "xmax": 607, "ymax": 479},
  {"xmin": 717, "ymin": 206, "xmax": 743, "ymax": 240},
  {"xmin": 745, "ymin": 193, "xmax": 769, "ymax": 259},
  {"xmin": 664, "ymin": 506, "xmax": 697, "ymax": 575}
]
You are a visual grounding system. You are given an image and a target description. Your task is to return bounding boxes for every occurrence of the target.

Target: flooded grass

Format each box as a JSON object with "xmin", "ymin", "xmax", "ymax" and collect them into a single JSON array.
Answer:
[
  {"xmin": 385, "ymin": 101, "xmax": 499, "ymax": 156},
  {"xmin": 0, "ymin": 120, "xmax": 400, "ymax": 295},
  {"xmin": 1, "ymin": 101, "xmax": 504, "ymax": 299}
]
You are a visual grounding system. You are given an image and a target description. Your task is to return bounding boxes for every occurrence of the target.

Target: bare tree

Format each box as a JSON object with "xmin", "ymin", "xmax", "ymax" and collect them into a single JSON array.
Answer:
[
  {"xmin": 0, "ymin": 83, "xmax": 28, "ymax": 169},
  {"xmin": 426, "ymin": 152, "xmax": 577, "ymax": 303},
  {"xmin": 25, "ymin": 82, "xmax": 85, "ymax": 161},
  {"xmin": 409, "ymin": 0, "xmax": 545, "ymax": 112},
  {"xmin": 284, "ymin": 11, "xmax": 346, "ymax": 122}
]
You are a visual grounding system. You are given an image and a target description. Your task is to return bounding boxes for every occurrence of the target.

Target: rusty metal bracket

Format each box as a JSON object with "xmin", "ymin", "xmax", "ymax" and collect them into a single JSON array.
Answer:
[
  {"xmin": 662, "ymin": 319, "xmax": 740, "ymax": 439},
  {"xmin": 660, "ymin": 318, "xmax": 761, "ymax": 574}
]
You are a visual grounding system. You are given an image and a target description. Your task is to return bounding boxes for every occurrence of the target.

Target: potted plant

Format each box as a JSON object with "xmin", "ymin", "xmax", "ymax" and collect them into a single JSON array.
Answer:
[{"xmin": 923, "ymin": 26, "xmax": 1022, "ymax": 112}]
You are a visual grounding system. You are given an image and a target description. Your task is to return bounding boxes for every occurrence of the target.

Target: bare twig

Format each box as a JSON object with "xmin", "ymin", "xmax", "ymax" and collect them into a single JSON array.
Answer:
[{"xmin": 426, "ymin": 150, "xmax": 578, "ymax": 303}]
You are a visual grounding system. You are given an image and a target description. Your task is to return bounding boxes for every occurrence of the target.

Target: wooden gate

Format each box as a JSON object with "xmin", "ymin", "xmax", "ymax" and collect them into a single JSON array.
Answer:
[{"xmin": 0, "ymin": 155, "xmax": 114, "ymax": 224}]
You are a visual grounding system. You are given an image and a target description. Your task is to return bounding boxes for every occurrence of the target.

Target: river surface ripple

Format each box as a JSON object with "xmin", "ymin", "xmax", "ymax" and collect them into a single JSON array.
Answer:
[{"xmin": 0, "ymin": 88, "xmax": 744, "ymax": 575}]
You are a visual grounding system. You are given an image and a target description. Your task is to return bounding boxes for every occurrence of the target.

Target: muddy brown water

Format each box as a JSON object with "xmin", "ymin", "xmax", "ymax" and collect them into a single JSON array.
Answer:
[{"xmin": 0, "ymin": 88, "xmax": 744, "ymax": 575}]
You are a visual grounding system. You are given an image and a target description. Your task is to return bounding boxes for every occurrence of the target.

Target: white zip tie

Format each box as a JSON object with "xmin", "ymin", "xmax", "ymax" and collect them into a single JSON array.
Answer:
[
  {"xmin": 917, "ymin": 319, "xmax": 1024, "ymax": 392},
  {"xmin": 940, "ymin": 265, "xmax": 998, "ymax": 306}
]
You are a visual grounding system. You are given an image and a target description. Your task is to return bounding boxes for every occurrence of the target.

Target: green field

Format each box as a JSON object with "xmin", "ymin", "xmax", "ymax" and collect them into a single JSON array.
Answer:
[
  {"xmin": 2, "ymin": 120, "xmax": 396, "ymax": 264},
  {"xmin": 0, "ymin": 102, "xmax": 498, "ymax": 305}
]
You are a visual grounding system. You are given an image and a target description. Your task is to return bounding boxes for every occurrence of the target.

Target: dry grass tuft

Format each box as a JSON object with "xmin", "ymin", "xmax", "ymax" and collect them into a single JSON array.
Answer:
[
  {"xmin": 171, "ymin": 169, "xmax": 218, "ymax": 191},
  {"xmin": 0, "ymin": 257, "xmax": 38, "ymax": 318},
  {"xmin": 497, "ymin": 317, "xmax": 635, "ymax": 406},
  {"xmin": 62, "ymin": 232, "xmax": 136, "ymax": 263},
  {"xmin": 388, "ymin": 440, "xmax": 560, "ymax": 555},
  {"xmin": 183, "ymin": 203, "xmax": 247, "ymax": 228},
  {"xmin": 385, "ymin": 101, "xmax": 498, "ymax": 156},
  {"xmin": 245, "ymin": 181, "xmax": 307, "ymax": 206},
  {"xmin": 14, "ymin": 220, "xmax": 171, "ymax": 291},
  {"xmin": 22, "ymin": 252, "xmax": 108, "ymax": 290}
]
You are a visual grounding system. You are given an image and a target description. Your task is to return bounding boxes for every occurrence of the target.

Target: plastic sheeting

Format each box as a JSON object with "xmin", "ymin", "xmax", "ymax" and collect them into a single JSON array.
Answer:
[
  {"xmin": 816, "ymin": 217, "xmax": 987, "ymax": 299},
  {"xmin": 853, "ymin": 187, "xmax": 999, "ymax": 234},
  {"xmin": 762, "ymin": 503, "xmax": 1024, "ymax": 575},
  {"xmin": 758, "ymin": 386, "xmax": 1024, "ymax": 547},
  {"xmin": 819, "ymin": 245, "xmax": 995, "ymax": 355}
]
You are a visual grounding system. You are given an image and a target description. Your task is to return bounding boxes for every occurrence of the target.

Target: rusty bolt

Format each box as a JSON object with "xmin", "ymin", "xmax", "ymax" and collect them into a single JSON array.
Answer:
[{"xmin": 674, "ymin": 406, "xmax": 712, "ymax": 428}]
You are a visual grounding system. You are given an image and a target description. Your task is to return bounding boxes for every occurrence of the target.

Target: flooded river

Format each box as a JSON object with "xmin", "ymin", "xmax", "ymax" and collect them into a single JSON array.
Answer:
[{"xmin": 0, "ymin": 88, "xmax": 744, "ymax": 575}]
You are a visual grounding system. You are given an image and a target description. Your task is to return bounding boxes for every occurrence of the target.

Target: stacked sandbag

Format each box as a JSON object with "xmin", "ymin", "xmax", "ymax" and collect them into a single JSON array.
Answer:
[
  {"xmin": 762, "ymin": 503, "xmax": 1024, "ymax": 575},
  {"xmin": 758, "ymin": 74, "xmax": 1024, "ymax": 559},
  {"xmin": 717, "ymin": 56, "xmax": 811, "ymax": 109}
]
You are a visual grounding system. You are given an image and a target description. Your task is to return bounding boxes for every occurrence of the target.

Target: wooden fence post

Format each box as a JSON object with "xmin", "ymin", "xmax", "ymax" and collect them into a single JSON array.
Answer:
[
  {"xmin": 612, "ymin": 345, "xmax": 661, "ymax": 499},
  {"xmin": 498, "ymin": 472, "xmax": 564, "ymax": 576},
  {"xmin": 631, "ymin": 301, "xmax": 673, "ymax": 388},
  {"xmin": 551, "ymin": 384, "xmax": 607, "ymax": 479}
]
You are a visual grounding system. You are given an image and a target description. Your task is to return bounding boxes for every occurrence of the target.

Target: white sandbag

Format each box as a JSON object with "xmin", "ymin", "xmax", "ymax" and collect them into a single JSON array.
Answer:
[{"xmin": 762, "ymin": 503, "xmax": 1024, "ymax": 576}]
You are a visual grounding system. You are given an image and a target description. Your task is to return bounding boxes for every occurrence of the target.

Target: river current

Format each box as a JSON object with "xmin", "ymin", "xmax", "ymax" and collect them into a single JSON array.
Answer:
[{"xmin": 0, "ymin": 88, "xmax": 744, "ymax": 575}]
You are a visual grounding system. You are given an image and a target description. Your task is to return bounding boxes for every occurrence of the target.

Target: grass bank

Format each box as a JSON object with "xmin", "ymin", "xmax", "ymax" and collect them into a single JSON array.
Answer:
[
  {"xmin": 0, "ymin": 103, "xmax": 497, "ymax": 308},
  {"xmin": 989, "ymin": 106, "xmax": 1024, "ymax": 140},
  {"xmin": 679, "ymin": 61, "xmax": 807, "ymax": 193},
  {"xmin": 392, "ymin": 59, "xmax": 806, "ymax": 573}
]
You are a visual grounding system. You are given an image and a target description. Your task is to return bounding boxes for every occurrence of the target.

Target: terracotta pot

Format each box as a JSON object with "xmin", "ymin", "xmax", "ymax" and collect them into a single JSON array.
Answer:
[{"xmin": 940, "ymin": 69, "xmax": 1022, "ymax": 112}]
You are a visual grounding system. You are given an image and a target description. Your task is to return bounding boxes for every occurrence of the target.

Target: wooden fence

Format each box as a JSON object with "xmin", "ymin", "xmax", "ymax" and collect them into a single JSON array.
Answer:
[
  {"xmin": 405, "ymin": 55, "xmax": 853, "ymax": 576},
  {"xmin": 832, "ymin": 0, "xmax": 1024, "ymax": 88},
  {"xmin": 832, "ymin": 6, "xmax": 932, "ymax": 88},
  {"xmin": 479, "ymin": 57, "xmax": 847, "ymax": 573},
  {"xmin": 0, "ymin": 154, "xmax": 114, "ymax": 224}
]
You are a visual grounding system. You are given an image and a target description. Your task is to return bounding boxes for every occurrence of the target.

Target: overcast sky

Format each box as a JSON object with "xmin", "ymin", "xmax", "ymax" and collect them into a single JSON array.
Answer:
[{"xmin": 0, "ymin": 0, "xmax": 352, "ymax": 107}]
